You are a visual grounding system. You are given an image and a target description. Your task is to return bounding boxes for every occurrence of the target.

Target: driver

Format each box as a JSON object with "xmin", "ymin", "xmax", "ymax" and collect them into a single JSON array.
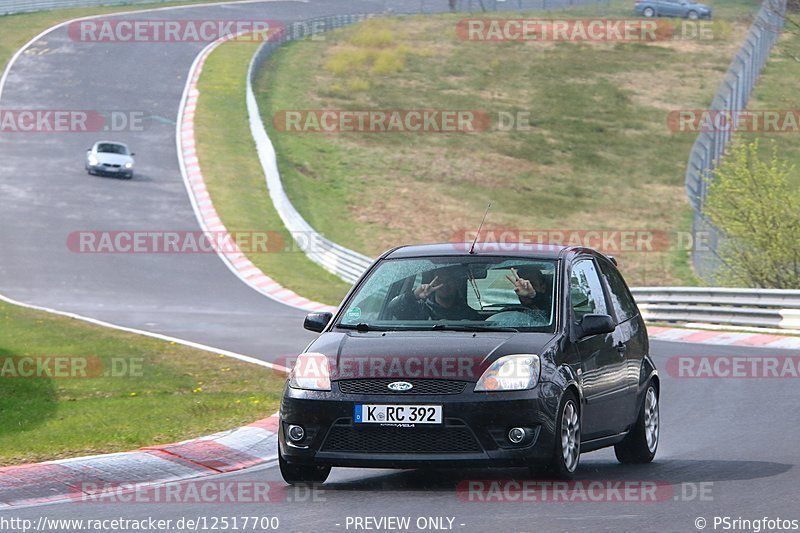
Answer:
[
  {"xmin": 386, "ymin": 266, "xmax": 481, "ymax": 321},
  {"xmin": 506, "ymin": 266, "xmax": 552, "ymax": 312}
]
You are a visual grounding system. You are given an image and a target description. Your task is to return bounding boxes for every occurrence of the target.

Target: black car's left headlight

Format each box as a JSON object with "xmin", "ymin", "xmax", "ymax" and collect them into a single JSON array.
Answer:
[
  {"xmin": 475, "ymin": 354, "xmax": 540, "ymax": 392},
  {"xmin": 288, "ymin": 352, "xmax": 331, "ymax": 391}
]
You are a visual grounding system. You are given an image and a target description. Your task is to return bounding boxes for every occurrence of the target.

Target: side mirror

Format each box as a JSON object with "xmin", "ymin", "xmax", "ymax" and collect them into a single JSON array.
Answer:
[
  {"xmin": 577, "ymin": 314, "xmax": 615, "ymax": 338},
  {"xmin": 304, "ymin": 312, "xmax": 332, "ymax": 333}
]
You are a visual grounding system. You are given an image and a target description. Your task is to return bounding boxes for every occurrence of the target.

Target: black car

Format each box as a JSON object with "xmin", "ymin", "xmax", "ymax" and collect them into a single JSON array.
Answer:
[{"xmin": 278, "ymin": 243, "xmax": 659, "ymax": 483}]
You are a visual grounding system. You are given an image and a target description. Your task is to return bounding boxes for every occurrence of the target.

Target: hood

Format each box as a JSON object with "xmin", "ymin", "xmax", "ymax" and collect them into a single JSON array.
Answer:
[
  {"xmin": 95, "ymin": 152, "xmax": 133, "ymax": 166},
  {"xmin": 306, "ymin": 330, "xmax": 556, "ymax": 382}
]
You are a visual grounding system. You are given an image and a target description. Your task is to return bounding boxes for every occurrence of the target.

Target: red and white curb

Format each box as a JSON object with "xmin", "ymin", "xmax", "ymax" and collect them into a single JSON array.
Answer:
[
  {"xmin": 648, "ymin": 326, "xmax": 800, "ymax": 350},
  {"xmin": 175, "ymin": 35, "xmax": 336, "ymax": 315},
  {"xmin": 0, "ymin": 414, "xmax": 281, "ymax": 508}
]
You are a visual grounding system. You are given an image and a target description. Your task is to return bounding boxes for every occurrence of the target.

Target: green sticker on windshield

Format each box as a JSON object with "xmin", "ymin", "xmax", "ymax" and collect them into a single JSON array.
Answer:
[{"xmin": 345, "ymin": 307, "xmax": 362, "ymax": 321}]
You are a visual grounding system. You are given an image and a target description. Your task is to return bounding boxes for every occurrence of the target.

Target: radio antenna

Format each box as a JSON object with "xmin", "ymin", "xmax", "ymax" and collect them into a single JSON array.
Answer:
[{"xmin": 468, "ymin": 203, "xmax": 491, "ymax": 255}]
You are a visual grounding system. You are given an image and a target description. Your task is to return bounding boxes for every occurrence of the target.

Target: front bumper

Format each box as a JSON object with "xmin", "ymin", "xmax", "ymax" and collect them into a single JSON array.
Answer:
[
  {"xmin": 279, "ymin": 380, "xmax": 563, "ymax": 469},
  {"xmin": 87, "ymin": 164, "xmax": 132, "ymax": 177}
]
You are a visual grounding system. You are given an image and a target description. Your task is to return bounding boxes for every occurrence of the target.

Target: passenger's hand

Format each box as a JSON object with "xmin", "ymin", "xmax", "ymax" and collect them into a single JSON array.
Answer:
[
  {"xmin": 414, "ymin": 276, "xmax": 443, "ymax": 300},
  {"xmin": 506, "ymin": 268, "xmax": 536, "ymax": 299}
]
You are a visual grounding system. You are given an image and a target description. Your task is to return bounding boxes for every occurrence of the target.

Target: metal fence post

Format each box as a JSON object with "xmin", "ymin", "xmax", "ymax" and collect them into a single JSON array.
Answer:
[{"xmin": 683, "ymin": 0, "xmax": 787, "ymax": 281}]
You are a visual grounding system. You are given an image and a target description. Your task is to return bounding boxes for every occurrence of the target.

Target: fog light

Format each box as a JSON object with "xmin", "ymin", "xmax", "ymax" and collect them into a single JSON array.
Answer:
[
  {"xmin": 508, "ymin": 427, "xmax": 525, "ymax": 444},
  {"xmin": 288, "ymin": 425, "xmax": 305, "ymax": 442}
]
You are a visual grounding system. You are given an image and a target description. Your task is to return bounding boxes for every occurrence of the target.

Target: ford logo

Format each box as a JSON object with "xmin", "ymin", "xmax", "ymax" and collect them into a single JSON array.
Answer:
[{"xmin": 387, "ymin": 381, "xmax": 413, "ymax": 392}]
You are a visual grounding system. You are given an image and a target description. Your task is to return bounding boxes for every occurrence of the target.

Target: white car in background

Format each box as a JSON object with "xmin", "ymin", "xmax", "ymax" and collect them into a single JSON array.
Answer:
[{"xmin": 85, "ymin": 141, "xmax": 135, "ymax": 179}]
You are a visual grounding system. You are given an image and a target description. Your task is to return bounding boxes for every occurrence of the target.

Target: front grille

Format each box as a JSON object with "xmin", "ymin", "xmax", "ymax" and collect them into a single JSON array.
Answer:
[
  {"xmin": 338, "ymin": 379, "xmax": 467, "ymax": 395},
  {"xmin": 321, "ymin": 423, "xmax": 482, "ymax": 454},
  {"xmin": 102, "ymin": 163, "xmax": 121, "ymax": 168}
]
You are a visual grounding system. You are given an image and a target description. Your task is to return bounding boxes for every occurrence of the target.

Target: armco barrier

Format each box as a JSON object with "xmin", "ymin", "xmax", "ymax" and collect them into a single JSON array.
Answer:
[
  {"xmin": 246, "ymin": 0, "xmax": 789, "ymax": 286},
  {"xmin": 631, "ymin": 287, "xmax": 800, "ymax": 331},
  {"xmin": 246, "ymin": 15, "xmax": 376, "ymax": 285},
  {"xmin": 0, "ymin": 0, "xmax": 610, "ymax": 16},
  {"xmin": 0, "ymin": 0, "xmax": 193, "ymax": 15},
  {"xmin": 244, "ymin": 6, "xmax": 799, "ymax": 329},
  {"xmin": 246, "ymin": 2, "xmax": 612, "ymax": 283}
]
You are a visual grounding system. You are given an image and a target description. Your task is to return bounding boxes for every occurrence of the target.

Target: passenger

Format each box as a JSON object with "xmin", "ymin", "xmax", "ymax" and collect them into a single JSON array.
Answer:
[
  {"xmin": 386, "ymin": 266, "xmax": 481, "ymax": 321},
  {"xmin": 506, "ymin": 266, "xmax": 552, "ymax": 312}
]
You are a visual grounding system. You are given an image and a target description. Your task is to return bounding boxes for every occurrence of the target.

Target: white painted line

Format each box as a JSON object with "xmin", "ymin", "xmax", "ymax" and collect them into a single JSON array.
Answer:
[
  {"xmin": 684, "ymin": 322, "xmax": 800, "ymax": 336},
  {"xmin": 0, "ymin": 291, "xmax": 289, "ymax": 372},
  {"xmin": 764, "ymin": 337, "xmax": 800, "ymax": 349},
  {"xmin": 697, "ymin": 332, "xmax": 756, "ymax": 345},
  {"xmin": 650, "ymin": 328, "xmax": 700, "ymax": 340}
]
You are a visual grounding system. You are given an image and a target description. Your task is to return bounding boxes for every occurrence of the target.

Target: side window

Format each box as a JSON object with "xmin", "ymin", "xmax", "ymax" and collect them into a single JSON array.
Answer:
[
  {"xmin": 598, "ymin": 260, "xmax": 639, "ymax": 323},
  {"xmin": 570, "ymin": 259, "xmax": 608, "ymax": 322}
]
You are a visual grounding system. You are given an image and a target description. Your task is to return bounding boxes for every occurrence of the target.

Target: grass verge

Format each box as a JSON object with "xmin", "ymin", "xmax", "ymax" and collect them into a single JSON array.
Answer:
[
  {"xmin": 253, "ymin": 6, "xmax": 755, "ymax": 287},
  {"xmin": 0, "ymin": 1, "xmax": 293, "ymax": 469},
  {"xmin": 0, "ymin": 299, "xmax": 285, "ymax": 466},
  {"xmin": 193, "ymin": 39, "xmax": 353, "ymax": 305}
]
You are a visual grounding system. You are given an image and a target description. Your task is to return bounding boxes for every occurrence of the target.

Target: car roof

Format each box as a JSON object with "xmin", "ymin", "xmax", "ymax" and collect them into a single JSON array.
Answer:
[{"xmin": 382, "ymin": 242, "xmax": 600, "ymax": 261}]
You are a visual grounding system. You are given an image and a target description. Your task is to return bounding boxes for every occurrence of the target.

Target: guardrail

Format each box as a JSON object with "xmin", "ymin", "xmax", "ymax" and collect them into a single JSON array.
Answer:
[
  {"xmin": 631, "ymin": 287, "xmax": 800, "ymax": 331},
  {"xmin": 0, "ymin": 0, "xmax": 609, "ymax": 16},
  {"xmin": 0, "ymin": 0, "xmax": 188, "ymax": 15},
  {"xmin": 246, "ymin": 15, "xmax": 376, "ymax": 284},
  {"xmin": 684, "ymin": 0, "xmax": 787, "ymax": 281},
  {"xmin": 242, "ymin": 5, "xmax": 800, "ymax": 334},
  {"xmin": 246, "ymin": 1, "xmax": 613, "ymax": 283}
]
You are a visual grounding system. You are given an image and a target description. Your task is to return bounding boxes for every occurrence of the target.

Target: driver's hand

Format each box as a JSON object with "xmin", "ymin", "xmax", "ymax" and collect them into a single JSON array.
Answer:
[
  {"xmin": 506, "ymin": 268, "xmax": 536, "ymax": 299},
  {"xmin": 414, "ymin": 275, "xmax": 443, "ymax": 300}
]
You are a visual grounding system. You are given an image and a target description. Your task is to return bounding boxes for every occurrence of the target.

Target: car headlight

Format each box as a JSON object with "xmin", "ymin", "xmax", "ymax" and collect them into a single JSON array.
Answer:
[
  {"xmin": 288, "ymin": 352, "xmax": 331, "ymax": 391},
  {"xmin": 124, "ymin": 162, "xmax": 133, "ymax": 169},
  {"xmin": 475, "ymin": 354, "xmax": 540, "ymax": 392},
  {"xmin": 88, "ymin": 155, "xmax": 99, "ymax": 166}
]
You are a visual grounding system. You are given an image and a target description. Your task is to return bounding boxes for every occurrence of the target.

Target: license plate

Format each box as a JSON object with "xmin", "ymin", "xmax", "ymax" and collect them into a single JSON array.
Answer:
[{"xmin": 354, "ymin": 404, "xmax": 442, "ymax": 425}]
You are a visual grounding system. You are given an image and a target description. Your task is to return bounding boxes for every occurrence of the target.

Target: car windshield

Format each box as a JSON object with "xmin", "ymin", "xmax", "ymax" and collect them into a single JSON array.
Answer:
[
  {"xmin": 96, "ymin": 143, "xmax": 128, "ymax": 155},
  {"xmin": 337, "ymin": 257, "xmax": 557, "ymax": 332}
]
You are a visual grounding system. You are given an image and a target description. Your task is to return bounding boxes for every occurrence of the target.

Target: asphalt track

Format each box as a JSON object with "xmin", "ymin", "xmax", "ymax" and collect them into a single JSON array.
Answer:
[
  {"xmin": 0, "ymin": 1, "xmax": 798, "ymax": 532},
  {"xmin": 0, "ymin": 0, "xmax": 429, "ymax": 360}
]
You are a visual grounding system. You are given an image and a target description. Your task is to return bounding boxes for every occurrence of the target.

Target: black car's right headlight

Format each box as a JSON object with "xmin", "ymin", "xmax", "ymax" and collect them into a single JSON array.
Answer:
[
  {"xmin": 288, "ymin": 352, "xmax": 331, "ymax": 391},
  {"xmin": 475, "ymin": 354, "xmax": 541, "ymax": 392}
]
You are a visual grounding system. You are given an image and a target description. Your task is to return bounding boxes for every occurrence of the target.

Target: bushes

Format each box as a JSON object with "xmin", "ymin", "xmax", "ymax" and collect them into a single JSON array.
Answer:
[{"xmin": 704, "ymin": 140, "xmax": 800, "ymax": 288}]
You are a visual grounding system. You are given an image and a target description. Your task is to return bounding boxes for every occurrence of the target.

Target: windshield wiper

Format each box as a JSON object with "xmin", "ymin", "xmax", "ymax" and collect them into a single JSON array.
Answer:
[
  {"xmin": 429, "ymin": 324, "xmax": 518, "ymax": 333},
  {"xmin": 336, "ymin": 323, "xmax": 384, "ymax": 332}
]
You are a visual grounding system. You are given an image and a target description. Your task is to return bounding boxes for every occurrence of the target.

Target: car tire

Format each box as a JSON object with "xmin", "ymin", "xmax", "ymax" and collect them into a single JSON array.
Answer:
[
  {"xmin": 532, "ymin": 390, "xmax": 580, "ymax": 479},
  {"xmin": 279, "ymin": 451, "xmax": 331, "ymax": 485},
  {"xmin": 643, "ymin": 7, "xmax": 655, "ymax": 17},
  {"xmin": 687, "ymin": 10, "xmax": 699, "ymax": 19},
  {"xmin": 614, "ymin": 384, "xmax": 659, "ymax": 464}
]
